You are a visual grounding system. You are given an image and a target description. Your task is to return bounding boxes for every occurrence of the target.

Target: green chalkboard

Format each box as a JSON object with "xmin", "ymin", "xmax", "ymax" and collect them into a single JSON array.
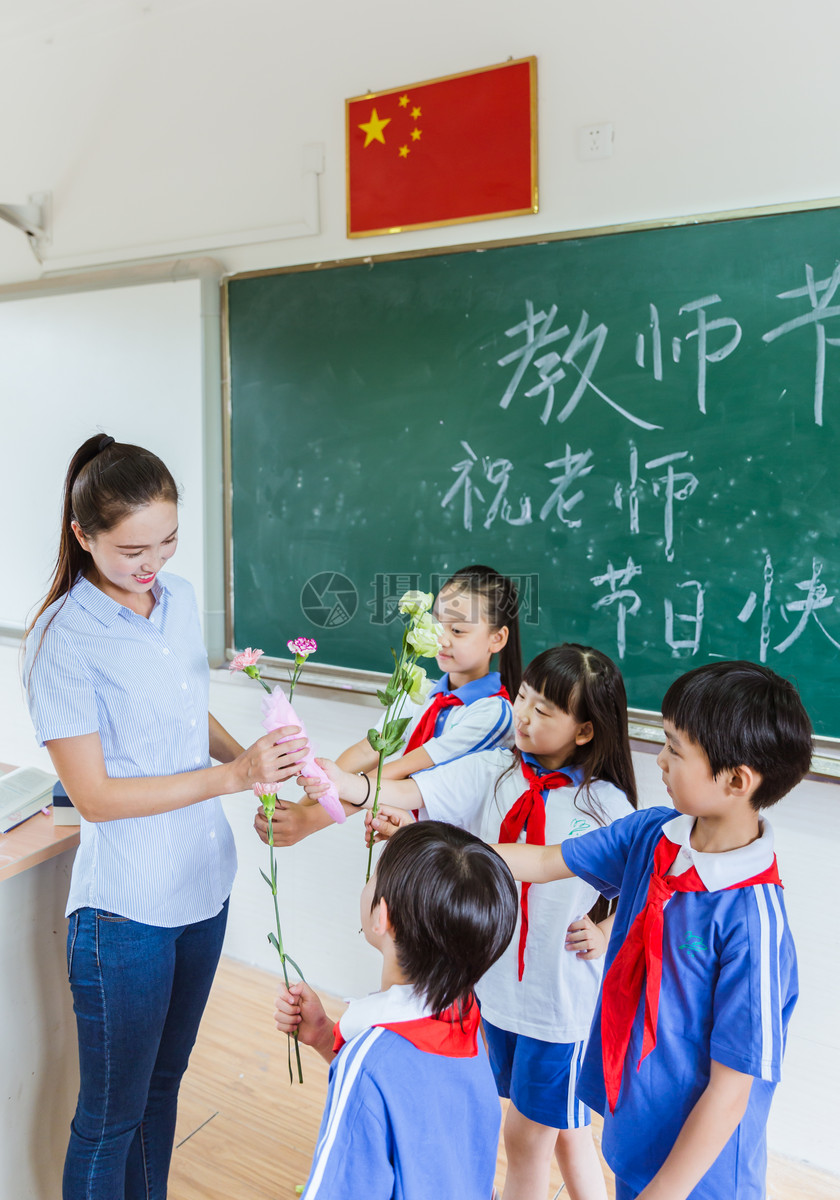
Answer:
[{"xmin": 226, "ymin": 205, "xmax": 840, "ymax": 736}]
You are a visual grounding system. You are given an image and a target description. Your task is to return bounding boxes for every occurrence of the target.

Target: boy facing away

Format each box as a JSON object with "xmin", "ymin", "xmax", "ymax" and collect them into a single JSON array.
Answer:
[
  {"xmin": 274, "ymin": 820, "xmax": 518, "ymax": 1200},
  {"xmin": 494, "ymin": 660, "xmax": 813, "ymax": 1200}
]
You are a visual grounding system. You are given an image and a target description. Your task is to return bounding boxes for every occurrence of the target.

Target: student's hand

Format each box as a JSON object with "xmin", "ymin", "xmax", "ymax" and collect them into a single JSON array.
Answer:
[
  {"xmin": 298, "ymin": 757, "xmax": 360, "ymax": 804},
  {"xmin": 275, "ymin": 981, "xmax": 334, "ymax": 1061},
  {"xmin": 229, "ymin": 728, "xmax": 309, "ymax": 794},
  {"xmin": 254, "ymin": 799, "xmax": 331, "ymax": 846},
  {"xmin": 364, "ymin": 804, "xmax": 415, "ymax": 845},
  {"xmin": 565, "ymin": 914, "xmax": 609, "ymax": 961}
]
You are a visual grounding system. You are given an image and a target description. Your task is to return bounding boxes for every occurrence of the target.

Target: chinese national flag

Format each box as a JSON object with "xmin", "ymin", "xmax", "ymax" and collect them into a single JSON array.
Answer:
[{"xmin": 346, "ymin": 58, "xmax": 537, "ymax": 237}]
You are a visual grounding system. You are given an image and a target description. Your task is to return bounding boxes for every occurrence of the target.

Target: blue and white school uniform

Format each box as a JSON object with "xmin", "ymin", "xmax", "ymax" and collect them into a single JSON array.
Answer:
[
  {"xmin": 385, "ymin": 671, "xmax": 514, "ymax": 764},
  {"xmin": 563, "ymin": 807, "xmax": 797, "ymax": 1199},
  {"xmin": 303, "ymin": 985, "xmax": 500, "ymax": 1200},
  {"xmin": 25, "ymin": 572, "xmax": 236, "ymax": 925},
  {"xmin": 413, "ymin": 749, "xmax": 633, "ymax": 1126}
]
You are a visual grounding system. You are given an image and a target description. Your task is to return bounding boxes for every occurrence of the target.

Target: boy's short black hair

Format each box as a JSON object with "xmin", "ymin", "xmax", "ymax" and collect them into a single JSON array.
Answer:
[
  {"xmin": 661, "ymin": 660, "xmax": 813, "ymax": 809},
  {"xmin": 372, "ymin": 821, "xmax": 517, "ymax": 1016}
]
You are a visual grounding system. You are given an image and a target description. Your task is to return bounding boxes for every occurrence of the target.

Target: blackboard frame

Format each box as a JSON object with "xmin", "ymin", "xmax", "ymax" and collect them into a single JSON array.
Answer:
[{"xmin": 221, "ymin": 196, "xmax": 840, "ymax": 764}]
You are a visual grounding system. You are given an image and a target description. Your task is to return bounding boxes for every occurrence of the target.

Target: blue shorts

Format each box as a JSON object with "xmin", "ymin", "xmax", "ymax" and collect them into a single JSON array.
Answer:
[{"xmin": 483, "ymin": 1018, "xmax": 591, "ymax": 1129}]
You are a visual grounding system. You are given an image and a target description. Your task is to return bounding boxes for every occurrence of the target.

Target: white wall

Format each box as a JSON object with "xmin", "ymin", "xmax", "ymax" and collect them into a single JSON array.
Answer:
[
  {"xmin": 0, "ymin": 280, "xmax": 206, "ymax": 631},
  {"xmin": 0, "ymin": 0, "xmax": 837, "ymax": 283}
]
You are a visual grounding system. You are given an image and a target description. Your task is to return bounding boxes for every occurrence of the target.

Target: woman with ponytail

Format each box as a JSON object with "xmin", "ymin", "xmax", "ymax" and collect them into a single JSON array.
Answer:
[{"xmin": 24, "ymin": 435, "xmax": 308, "ymax": 1200}]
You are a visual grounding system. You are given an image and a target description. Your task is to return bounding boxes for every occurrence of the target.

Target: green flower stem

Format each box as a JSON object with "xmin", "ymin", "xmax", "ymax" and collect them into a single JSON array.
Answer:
[
  {"xmin": 266, "ymin": 814, "xmax": 304, "ymax": 1084},
  {"xmin": 364, "ymin": 644, "xmax": 418, "ymax": 883}
]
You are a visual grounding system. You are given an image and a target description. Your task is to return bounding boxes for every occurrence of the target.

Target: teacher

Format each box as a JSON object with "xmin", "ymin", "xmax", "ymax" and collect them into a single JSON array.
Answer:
[{"xmin": 23, "ymin": 434, "xmax": 305, "ymax": 1200}]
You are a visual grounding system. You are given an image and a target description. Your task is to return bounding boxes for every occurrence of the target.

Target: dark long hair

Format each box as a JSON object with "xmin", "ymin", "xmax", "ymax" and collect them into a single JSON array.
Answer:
[
  {"xmin": 26, "ymin": 434, "xmax": 179, "ymax": 652},
  {"xmin": 501, "ymin": 644, "xmax": 638, "ymax": 924},
  {"xmin": 443, "ymin": 564, "xmax": 522, "ymax": 698},
  {"xmin": 372, "ymin": 821, "xmax": 518, "ymax": 1018}
]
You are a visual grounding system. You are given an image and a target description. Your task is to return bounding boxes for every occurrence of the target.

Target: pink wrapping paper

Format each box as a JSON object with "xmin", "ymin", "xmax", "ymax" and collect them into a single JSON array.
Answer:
[{"xmin": 261, "ymin": 685, "xmax": 346, "ymax": 825}]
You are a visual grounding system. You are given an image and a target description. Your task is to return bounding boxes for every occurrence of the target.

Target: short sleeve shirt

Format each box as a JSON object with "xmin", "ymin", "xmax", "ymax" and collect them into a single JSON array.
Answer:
[
  {"xmin": 562, "ymin": 807, "xmax": 797, "ymax": 1197},
  {"xmin": 24, "ymin": 572, "xmax": 236, "ymax": 926},
  {"xmin": 414, "ymin": 749, "xmax": 633, "ymax": 1042}
]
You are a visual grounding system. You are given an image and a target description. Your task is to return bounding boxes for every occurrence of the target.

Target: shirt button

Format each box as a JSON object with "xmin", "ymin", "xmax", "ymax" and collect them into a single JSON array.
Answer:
[
  {"xmin": 191, "ymin": 719, "xmax": 196, "ymax": 728},
  {"xmin": 162, "ymin": 648, "xmax": 170, "ymax": 656},
  {"xmin": 194, "ymin": 757, "xmax": 201, "ymax": 765},
  {"xmin": 181, "ymin": 682, "xmax": 187, "ymax": 690},
  {"xmin": 210, "ymin": 830, "xmax": 216, "ymax": 839}
]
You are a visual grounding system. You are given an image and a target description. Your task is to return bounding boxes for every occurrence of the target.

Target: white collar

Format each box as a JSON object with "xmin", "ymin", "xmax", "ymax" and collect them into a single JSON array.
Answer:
[
  {"xmin": 339, "ymin": 983, "xmax": 431, "ymax": 1044},
  {"xmin": 660, "ymin": 812, "xmax": 776, "ymax": 891}
]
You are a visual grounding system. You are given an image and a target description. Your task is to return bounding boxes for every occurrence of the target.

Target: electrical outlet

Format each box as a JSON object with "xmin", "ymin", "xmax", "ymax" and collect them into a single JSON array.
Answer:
[{"xmin": 578, "ymin": 122, "xmax": 614, "ymax": 161}]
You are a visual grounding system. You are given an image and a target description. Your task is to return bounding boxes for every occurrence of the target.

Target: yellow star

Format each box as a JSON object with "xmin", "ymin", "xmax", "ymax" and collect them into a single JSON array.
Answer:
[
  {"xmin": 398, "ymin": 145, "xmax": 410, "ymax": 158},
  {"xmin": 411, "ymin": 106, "xmax": 421, "ymax": 120},
  {"xmin": 398, "ymin": 94, "xmax": 409, "ymax": 108},
  {"xmin": 358, "ymin": 107, "xmax": 391, "ymax": 148},
  {"xmin": 410, "ymin": 128, "xmax": 422, "ymax": 142}
]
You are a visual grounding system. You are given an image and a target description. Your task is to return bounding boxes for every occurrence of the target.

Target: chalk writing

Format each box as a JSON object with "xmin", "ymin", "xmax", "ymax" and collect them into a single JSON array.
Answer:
[
  {"xmin": 635, "ymin": 297, "xmax": 742, "ymax": 414},
  {"xmin": 539, "ymin": 445, "xmax": 594, "ymax": 527},
  {"xmin": 762, "ymin": 262, "xmax": 840, "ymax": 426},
  {"xmin": 614, "ymin": 443, "xmax": 699, "ymax": 562},
  {"xmin": 591, "ymin": 557, "xmax": 643, "ymax": 659},
  {"xmin": 738, "ymin": 555, "xmax": 840, "ymax": 659},
  {"xmin": 499, "ymin": 301, "xmax": 661, "ymax": 430},
  {"xmin": 664, "ymin": 581, "xmax": 705, "ymax": 656}
]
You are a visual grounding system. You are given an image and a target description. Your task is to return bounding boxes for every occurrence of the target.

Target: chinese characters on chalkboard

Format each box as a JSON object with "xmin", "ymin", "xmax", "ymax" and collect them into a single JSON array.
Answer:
[{"xmin": 441, "ymin": 272, "xmax": 840, "ymax": 665}]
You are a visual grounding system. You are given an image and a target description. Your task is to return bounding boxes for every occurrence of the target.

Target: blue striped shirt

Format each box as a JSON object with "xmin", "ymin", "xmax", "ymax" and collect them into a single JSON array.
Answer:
[{"xmin": 24, "ymin": 572, "xmax": 236, "ymax": 926}]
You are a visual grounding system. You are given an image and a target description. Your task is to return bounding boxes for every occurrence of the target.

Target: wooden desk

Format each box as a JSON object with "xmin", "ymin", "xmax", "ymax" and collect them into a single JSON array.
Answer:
[
  {"xmin": 0, "ymin": 780, "xmax": 80, "ymax": 881},
  {"xmin": 0, "ymin": 762, "xmax": 79, "ymax": 1199}
]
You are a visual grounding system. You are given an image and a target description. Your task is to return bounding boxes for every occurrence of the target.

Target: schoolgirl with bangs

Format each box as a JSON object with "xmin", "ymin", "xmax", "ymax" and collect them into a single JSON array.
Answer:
[{"xmin": 305, "ymin": 643, "xmax": 638, "ymax": 1200}]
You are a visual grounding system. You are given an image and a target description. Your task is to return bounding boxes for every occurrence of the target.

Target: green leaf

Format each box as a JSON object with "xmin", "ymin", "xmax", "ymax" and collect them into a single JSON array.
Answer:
[
  {"xmin": 382, "ymin": 716, "xmax": 411, "ymax": 742},
  {"xmin": 367, "ymin": 729, "xmax": 386, "ymax": 752},
  {"xmin": 259, "ymin": 868, "xmax": 273, "ymax": 889},
  {"xmin": 267, "ymin": 932, "xmax": 281, "ymax": 953},
  {"xmin": 381, "ymin": 734, "xmax": 406, "ymax": 757},
  {"xmin": 284, "ymin": 954, "xmax": 306, "ymax": 982}
]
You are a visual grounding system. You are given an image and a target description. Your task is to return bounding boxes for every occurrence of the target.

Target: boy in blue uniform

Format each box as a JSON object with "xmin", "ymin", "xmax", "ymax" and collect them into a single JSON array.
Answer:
[
  {"xmin": 274, "ymin": 821, "xmax": 518, "ymax": 1200},
  {"xmin": 494, "ymin": 660, "xmax": 812, "ymax": 1200}
]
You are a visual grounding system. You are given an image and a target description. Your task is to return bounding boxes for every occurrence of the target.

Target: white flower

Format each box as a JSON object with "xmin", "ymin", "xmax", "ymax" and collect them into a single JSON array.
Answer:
[
  {"xmin": 398, "ymin": 590, "xmax": 434, "ymax": 617},
  {"xmin": 406, "ymin": 664, "xmax": 433, "ymax": 705}
]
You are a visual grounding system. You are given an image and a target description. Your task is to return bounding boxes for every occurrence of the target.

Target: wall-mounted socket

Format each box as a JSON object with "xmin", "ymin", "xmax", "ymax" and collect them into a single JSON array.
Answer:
[{"xmin": 578, "ymin": 122, "xmax": 614, "ymax": 160}]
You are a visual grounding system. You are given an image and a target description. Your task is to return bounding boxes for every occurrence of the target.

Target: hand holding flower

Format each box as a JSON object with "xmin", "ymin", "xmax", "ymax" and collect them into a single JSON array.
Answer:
[
  {"xmin": 231, "ymin": 728, "xmax": 309, "ymax": 794},
  {"xmin": 364, "ymin": 804, "xmax": 415, "ymax": 845},
  {"xmin": 274, "ymin": 981, "xmax": 334, "ymax": 1062},
  {"xmin": 254, "ymin": 799, "xmax": 327, "ymax": 847},
  {"xmin": 262, "ymin": 686, "xmax": 345, "ymax": 825}
]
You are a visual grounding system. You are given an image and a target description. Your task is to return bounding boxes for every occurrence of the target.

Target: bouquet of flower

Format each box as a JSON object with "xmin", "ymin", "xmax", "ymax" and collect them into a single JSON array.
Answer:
[
  {"xmin": 230, "ymin": 637, "xmax": 336, "ymax": 1082},
  {"xmin": 364, "ymin": 591, "xmax": 444, "ymax": 881}
]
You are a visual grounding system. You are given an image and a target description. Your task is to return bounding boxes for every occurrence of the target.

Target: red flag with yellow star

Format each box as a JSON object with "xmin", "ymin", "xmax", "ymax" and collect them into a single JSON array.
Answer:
[{"xmin": 346, "ymin": 58, "xmax": 537, "ymax": 237}]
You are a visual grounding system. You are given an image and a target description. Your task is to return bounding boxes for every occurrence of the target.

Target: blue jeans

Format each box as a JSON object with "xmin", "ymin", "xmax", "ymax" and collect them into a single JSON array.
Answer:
[{"xmin": 63, "ymin": 901, "xmax": 228, "ymax": 1200}]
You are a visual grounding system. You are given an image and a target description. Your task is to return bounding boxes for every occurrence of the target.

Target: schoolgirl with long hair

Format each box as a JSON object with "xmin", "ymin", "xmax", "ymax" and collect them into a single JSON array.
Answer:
[{"xmin": 305, "ymin": 643, "xmax": 638, "ymax": 1200}]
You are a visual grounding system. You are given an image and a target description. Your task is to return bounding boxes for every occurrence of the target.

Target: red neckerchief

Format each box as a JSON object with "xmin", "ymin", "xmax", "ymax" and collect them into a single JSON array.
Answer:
[
  {"xmin": 600, "ymin": 832, "xmax": 783, "ymax": 1113},
  {"xmin": 498, "ymin": 758, "xmax": 572, "ymax": 980},
  {"xmin": 402, "ymin": 683, "xmax": 510, "ymax": 756},
  {"xmin": 332, "ymin": 995, "xmax": 480, "ymax": 1057}
]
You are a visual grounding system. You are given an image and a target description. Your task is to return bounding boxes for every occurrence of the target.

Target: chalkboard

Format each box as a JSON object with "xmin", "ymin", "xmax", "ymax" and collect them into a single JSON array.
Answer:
[{"xmin": 226, "ymin": 205, "xmax": 840, "ymax": 737}]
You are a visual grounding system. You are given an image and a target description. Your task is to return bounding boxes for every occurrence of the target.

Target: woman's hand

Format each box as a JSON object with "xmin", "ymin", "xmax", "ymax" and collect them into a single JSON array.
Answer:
[
  {"xmin": 228, "ymin": 727, "xmax": 309, "ymax": 794},
  {"xmin": 254, "ymin": 799, "xmax": 331, "ymax": 846}
]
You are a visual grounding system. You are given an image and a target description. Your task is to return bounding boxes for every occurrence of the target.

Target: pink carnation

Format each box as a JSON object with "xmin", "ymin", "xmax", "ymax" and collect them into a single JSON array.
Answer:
[
  {"xmin": 253, "ymin": 782, "xmax": 281, "ymax": 798},
  {"xmin": 288, "ymin": 637, "xmax": 317, "ymax": 657},
  {"xmin": 230, "ymin": 647, "xmax": 264, "ymax": 672}
]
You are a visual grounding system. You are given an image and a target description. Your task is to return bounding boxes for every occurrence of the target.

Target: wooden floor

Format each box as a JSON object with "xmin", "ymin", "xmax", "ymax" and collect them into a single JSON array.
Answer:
[{"xmin": 169, "ymin": 957, "xmax": 838, "ymax": 1200}]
